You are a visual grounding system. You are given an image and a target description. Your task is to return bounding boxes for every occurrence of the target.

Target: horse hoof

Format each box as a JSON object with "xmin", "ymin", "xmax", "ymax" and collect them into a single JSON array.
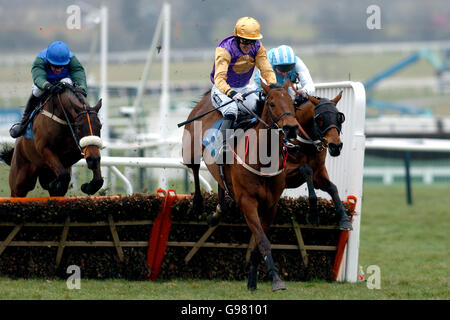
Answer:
[
  {"xmin": 339, "ymin": 219, "xmax": 353, "ymax": 231},
  {"xmin": 272, "ymin": 280, "xmax": 286, "ymax": 291},
  {"xmin": 247, "ymin": 269, "xmax": 258, "ymax": 291},
  {"xmin": 206, "ymin": 213, "xmax": 220, "ymax": 227},
  {"xmin": 81, "ymin": 183, "xmax": 89, "ymax": 194}
]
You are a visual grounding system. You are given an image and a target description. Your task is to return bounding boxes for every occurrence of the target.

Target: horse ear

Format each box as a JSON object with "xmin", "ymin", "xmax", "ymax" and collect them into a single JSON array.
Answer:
[
  {"xmin": 331, "ymin": 91, "xmax": 343, "ymax": 104},
  {"xmin": 261, "ymin": 79, "xmax": 270, "ymax": 95},
  {"xmin": 93, "ymin": 99, "xmax": 102, "ymax": 112},
  {"xmin": 308, "ymin": 95, "xmax": 320, "ymax": 105}
]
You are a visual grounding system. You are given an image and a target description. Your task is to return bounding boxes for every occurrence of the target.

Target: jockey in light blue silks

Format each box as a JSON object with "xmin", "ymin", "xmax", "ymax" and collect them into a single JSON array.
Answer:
[{"xmin": 254, "ymin": 45, "xmax": 315, "ymax": 107}]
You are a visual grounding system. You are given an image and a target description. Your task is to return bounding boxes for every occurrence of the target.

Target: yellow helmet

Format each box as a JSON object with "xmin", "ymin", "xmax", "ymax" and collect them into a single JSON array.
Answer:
[{"xmin": 233, "ymin": 17, "xmax": 263, "ymax": 40}]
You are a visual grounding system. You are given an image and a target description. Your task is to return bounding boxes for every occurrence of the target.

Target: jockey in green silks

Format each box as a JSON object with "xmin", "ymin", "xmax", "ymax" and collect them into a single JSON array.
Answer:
[{"xmin": 10, "ymin": 41, "xmax": 87, "ymax": 138}]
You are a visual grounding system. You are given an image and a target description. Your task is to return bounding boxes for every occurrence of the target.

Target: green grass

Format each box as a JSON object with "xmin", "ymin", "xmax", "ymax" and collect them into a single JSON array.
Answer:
[{"xmin": 0, "ymin": 184, "xmax": 448, "ymax": 299}]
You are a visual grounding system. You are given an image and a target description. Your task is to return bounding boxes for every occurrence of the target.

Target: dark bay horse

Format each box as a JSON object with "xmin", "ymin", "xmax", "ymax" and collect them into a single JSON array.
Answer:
[
  {"xmin": 182, "ymin": 80, "xmax": 299, "ymax": 291},
  {"xmin": 285, "ymin": 92, "xmax": 353, "ymax": 231},
  {"xmin": 0, "ymin": 84, "xmax": 104, "ymax": 197}
]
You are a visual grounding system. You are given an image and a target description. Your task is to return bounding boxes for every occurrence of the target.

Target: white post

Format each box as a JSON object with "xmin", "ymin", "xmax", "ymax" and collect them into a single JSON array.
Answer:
[
  {"xmin": 100, "ymin": 6, "xmax": 109, "ymax": 185},
  {"xmin": 135, "ymin": 7, "xmax": 165, "ymax": 131},
  {"xmin": 344, "ymin": 82, "xmax": 366, "ymax": 283},
  {"xmin": 157, "ymin": 2, "xmax": 171, "ymax": 189}
]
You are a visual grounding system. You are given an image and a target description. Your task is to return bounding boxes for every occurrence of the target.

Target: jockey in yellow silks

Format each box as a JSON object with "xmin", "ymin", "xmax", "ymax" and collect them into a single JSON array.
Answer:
[{"xmin": 210, "ymin": 17, "xmax": 277, "ymax": 158}]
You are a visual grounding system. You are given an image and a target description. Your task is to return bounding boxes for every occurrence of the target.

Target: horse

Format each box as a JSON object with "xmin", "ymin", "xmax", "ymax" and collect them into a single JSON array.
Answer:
[
  {"xmin": 0, "ymin": 83, "xmax": 104, "ymax": 197},
  {"xmin": 284, "ymin": 92, "xmax": 353, "ymax": 231},
  {"xmin": 182, "ymin": 79, "xmax": 299, "ymax": 291}
]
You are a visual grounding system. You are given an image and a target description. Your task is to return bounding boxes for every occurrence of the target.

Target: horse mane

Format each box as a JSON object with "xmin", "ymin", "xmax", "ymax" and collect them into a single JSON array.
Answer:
[
  {"xmin": 191, "ymin": 89, "xmax": 211, "ymax": 107},
  {"xmin": 62, "ymin": 84, "xmax": 88, "ymax": 107}
]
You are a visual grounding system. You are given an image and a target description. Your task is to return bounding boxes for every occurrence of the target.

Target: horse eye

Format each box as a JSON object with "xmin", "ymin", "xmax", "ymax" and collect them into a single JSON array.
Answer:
[
  {"xmin": 269, "ymin": 102, "xmax": 275, "ymax": 108},
  {"xmin": 338, "ymin": 113, "xmax": 345, "ymax": 123}
]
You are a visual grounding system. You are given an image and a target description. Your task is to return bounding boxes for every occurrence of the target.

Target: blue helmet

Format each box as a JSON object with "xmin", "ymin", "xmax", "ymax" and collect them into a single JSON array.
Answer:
[
  {"xmin": 269, "ymin": 45, "xmax": 296, "ymax": 72},
  {"xmin": 46, "ymin": 41, "xmax": 70, "ymax": 65}
]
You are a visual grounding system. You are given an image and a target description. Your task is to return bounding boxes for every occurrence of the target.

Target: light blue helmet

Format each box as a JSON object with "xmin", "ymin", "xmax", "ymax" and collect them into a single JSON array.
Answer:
[
  {"xmin": 46, "ymin": 41, "xmax": 70, "ymax": 65},
  {"xmin": 269, "ymin": 45, "xmax": 296, "ymax": 72}
]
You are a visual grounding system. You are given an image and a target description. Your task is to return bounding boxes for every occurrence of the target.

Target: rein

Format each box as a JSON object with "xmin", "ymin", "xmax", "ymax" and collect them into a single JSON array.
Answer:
[{"xmin": 57, "ymin": 94, "xmax": 84, "ymax": 156}]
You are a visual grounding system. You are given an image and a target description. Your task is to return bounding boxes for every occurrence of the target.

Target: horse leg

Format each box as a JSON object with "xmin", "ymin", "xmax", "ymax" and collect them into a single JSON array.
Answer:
[
  {"xmin": 189, "ymin": 164, "xmax": 204, "ymax": 215},
  {"xmin": 81, "ymin": 166, "xmax": 103, "ymax": 195},
  {"xmin": 40, "ymin": 148, "xmax": 71, "ymax": 196},
  {"xmin": 241, "ymin": 196, "xmax": 286, "ymax": 291},
  {"xmin": 207, "ymin": 185, "xmax": 226, "ymax": 227},
  {"xmin": 10, "ymin": 165, "xmax": 38, "ymax": 197},
  {"xmin": 8, "ymin": 147, "xmax": 38, "ymax": 197},
  {"xmin": 247, "ymin": 248, "xmax": 261, "ymax": 291},
  {"xmin": 81, "ymin": 146, "xmax": 104, "ymax": 195},
  {"xmin": 299, "ymin": 164, "xmax": 320, "ymax": 226},
  {"xmin": 315, "ymin": 173, "xmax": 353, "ymax": 231}
]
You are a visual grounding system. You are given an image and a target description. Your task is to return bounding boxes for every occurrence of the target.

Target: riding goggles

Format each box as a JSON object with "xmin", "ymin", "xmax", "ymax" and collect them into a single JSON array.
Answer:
[
  {"xmin": 239, "ymin": 37, "xmax": 257, "ymax": 45},
  {"xmin": 276, "ymin": 63, "xmax": 295, "ymax": 73}
]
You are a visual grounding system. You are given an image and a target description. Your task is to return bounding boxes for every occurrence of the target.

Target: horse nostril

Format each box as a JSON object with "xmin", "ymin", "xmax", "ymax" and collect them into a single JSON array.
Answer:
[
  {"xmin": 283, "ymin": 125, "xmax": 298, "ymax": 141},
  {"xmin": 328, "ymin": 142, "xmax": 343, "ymax": 156}
]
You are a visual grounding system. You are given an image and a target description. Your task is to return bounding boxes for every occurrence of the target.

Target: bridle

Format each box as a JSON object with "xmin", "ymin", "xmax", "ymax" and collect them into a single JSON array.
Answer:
[
  {"xmin": 294, "ymin": 98, "xmax": 344, "ymax": 152},
  {"xmin": 41, "ymin": 84, "xmax": 102, "ymax": 157},
  {"xmin": 250, "ymin": 86, "xmax": 295, "ymax": 135}
]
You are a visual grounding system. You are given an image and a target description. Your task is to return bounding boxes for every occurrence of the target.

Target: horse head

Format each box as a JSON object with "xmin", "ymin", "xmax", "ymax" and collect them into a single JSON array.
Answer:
[
  {"xmin": 309, "ymin": 92, "xmax": 345, "ymax": 157},
  {"xmin": 261, "ymin": 79, "xmax": 299, "ymax": 142},
  {"xmin": 55, "ymin": 84, "xmax": 104, "ymax": 194}
]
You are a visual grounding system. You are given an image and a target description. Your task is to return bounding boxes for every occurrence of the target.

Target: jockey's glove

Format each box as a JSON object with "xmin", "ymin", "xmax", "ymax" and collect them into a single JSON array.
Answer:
[
  {"xmin": 294, "ymin": 93, "xmax": 309, "ymax": 108},
  {"xmin": 228, "ymin": 90, "xmax": 244, "ymax": 103},
  {"xmin": 45, "ymin": 83, "xmax": 64, "ymax": 95}
]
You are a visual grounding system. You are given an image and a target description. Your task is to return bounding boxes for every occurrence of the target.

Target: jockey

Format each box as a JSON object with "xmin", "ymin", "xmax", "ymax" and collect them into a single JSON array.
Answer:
[
  {"xmin": 210, "ymin": 16, "xmax": 277, "ymax": 159},
  {"xmin": 10, "ymin": 41, "xmax": 88, "ymax": 138},
  {"xmin": 254, "ymin": 44, "xmax": 315, "ymax": 107}
]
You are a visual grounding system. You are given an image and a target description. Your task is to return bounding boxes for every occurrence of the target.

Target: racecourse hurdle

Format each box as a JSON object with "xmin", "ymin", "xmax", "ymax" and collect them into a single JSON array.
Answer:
[{"xmin": 0, "ymin": 191, "xmax": 356, "ymax": 281}]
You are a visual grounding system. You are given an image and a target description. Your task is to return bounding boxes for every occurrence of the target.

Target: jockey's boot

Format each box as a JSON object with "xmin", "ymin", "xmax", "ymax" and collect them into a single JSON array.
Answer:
[
  {"xmin": 217, "ymin": 114, "xmax": 235, "ymax": 165},
  {"xmin": 9, "ymin": 94, "xmax": 40, "ymax": 138}
]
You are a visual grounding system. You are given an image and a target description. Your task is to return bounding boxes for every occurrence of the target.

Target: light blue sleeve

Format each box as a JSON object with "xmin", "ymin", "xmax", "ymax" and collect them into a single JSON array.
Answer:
[{"xmin": 294, "ymin": 56, "xmax": 315, "ymax": 95}]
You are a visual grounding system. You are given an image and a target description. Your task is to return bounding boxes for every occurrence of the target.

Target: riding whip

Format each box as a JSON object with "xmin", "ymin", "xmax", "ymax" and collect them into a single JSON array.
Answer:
[{"xmin": 177, "ymin": 89, "xmax": 261, "ymax": 128}]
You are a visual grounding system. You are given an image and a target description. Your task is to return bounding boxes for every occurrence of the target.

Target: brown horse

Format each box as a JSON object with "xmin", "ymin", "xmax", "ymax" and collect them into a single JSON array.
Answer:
[
  {"xmin": 284, "ymin": 92, "xmax": 352, "ymax": 231},
  {"xmin": 182, "ymin": 80, "xmax": 299, "ymax": 291},
  {"xmin": 0, "ymin": 83, "xmax": 104, "ymax": 197}
]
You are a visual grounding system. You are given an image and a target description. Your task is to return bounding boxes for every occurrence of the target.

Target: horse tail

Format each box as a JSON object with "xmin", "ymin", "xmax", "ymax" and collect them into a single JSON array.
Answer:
[{"xmin": 0, "ymin": 143, "xmax": 14, "ymax": 166}]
